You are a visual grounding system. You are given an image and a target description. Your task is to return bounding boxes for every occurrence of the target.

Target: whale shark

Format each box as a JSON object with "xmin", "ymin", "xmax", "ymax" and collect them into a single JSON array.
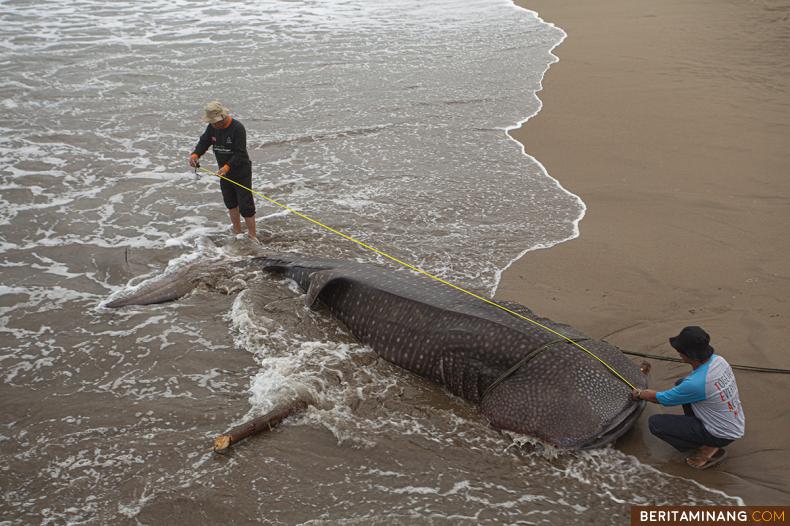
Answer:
[{"xmin": 106, "ymin": 251, "xmax": 647, "ymax": 449}]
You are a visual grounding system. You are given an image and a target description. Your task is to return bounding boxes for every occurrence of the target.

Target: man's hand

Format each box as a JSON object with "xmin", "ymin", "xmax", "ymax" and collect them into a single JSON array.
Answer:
[
  {"xmin": 218, "ymin": 165, "xmax": 230, "ymax": 176},
  {"xmin": 631, "ymin": 389, "xmax": 642, "ymax": 401},
  {"xmin": 189, "ymin": 154, "xmax": 199, "ymax": 168}
]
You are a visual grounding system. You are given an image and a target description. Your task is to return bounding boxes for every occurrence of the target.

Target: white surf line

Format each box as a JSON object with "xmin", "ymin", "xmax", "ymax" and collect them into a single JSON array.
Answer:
[{"xmin": 491, "ymin": 1, "xmax": 585, "ymax": 297}]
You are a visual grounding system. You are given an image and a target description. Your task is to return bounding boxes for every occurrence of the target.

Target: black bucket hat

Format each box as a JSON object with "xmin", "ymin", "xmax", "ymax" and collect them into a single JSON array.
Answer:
[{"xmin": 669, "ymin": 326, "xmax": 714, "ymax": 361}]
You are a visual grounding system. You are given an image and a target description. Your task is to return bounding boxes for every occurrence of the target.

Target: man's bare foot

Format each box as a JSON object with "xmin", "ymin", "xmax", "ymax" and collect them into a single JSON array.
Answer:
[{"xmin": 686, "ymin": 445, "xmax": 726, "ymax": 469}]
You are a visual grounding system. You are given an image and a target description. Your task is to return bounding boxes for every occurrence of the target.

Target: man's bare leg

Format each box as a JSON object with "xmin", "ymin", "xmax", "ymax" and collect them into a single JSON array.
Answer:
[
  {"xmin": 244, "ymin": 214, "xmax": 257, "ymax": 241},
  {"xmin": 228, "ymin": 207, "xmax": 242, "ymax": 235}
]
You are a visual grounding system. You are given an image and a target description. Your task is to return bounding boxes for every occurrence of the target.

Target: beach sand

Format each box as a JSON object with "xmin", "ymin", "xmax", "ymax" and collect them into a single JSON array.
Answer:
[{"xmin": 499, "ymin": 0, "xmax": 790, "ymax": 504}]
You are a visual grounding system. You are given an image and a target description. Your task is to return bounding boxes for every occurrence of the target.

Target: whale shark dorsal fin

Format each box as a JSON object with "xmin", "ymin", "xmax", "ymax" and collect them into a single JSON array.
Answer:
[{"xmin": 305, "ymin": 269, "xmax": 344, "ymax": 309}]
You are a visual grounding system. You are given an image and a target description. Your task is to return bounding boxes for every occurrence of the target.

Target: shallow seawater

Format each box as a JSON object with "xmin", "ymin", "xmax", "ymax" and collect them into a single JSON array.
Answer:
[{"xmin": 0, "ymin": 0, "xmax": 740, "ymax": 523}]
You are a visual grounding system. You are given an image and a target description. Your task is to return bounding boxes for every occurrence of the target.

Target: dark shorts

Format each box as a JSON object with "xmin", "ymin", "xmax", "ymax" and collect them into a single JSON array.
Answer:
[{"xmin": 219, "ymin": 164, "xmax": 255, "ymax": 218}]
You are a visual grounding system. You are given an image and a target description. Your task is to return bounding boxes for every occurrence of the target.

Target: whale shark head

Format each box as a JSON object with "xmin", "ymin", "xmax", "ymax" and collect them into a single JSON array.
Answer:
[{"xmin": 480, "ymin": 337, "xmax": 646, "ymax": 449}]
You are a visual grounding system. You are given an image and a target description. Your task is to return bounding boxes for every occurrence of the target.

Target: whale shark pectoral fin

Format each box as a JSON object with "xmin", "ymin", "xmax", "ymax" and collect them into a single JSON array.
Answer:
[{"xmin": 304, "ymin": 269, "xmax": 345, "ymax": 309}]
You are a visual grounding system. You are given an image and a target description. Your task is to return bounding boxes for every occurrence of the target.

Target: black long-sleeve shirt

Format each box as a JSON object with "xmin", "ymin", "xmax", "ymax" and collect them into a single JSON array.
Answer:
[{"xmin": 192, "ymin": 118, "xmax": 251, "ymax": 173}]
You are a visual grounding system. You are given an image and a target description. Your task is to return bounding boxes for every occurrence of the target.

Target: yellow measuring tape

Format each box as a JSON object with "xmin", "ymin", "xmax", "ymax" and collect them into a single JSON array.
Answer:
[{"xmin": 198, "ymin": 166, "xmax": 637, "ymax": 390}]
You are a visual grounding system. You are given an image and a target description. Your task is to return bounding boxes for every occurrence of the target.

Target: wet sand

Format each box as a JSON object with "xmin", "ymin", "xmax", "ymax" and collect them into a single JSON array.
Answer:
[{"xmin": 498, "ymin": 0, "xmax": 790, "ymax": 504}]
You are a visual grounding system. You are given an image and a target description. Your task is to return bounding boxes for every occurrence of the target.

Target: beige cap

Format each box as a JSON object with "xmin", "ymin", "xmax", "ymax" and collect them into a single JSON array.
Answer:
[{"xmin": 202, "ymin": 101, "xmax": 229, "ymax": 123}]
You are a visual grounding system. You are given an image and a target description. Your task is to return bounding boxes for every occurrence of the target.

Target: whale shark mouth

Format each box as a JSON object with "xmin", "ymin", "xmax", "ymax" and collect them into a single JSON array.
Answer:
[{"xmin": 581, "ymin": 399, "xmax": 646, "ymax": 449}]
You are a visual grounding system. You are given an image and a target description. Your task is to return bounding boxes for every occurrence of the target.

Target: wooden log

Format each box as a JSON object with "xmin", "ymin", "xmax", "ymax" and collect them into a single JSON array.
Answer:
[{"xmin": 213, "ymin": 399, "xmax": 308, "ymax": 452}]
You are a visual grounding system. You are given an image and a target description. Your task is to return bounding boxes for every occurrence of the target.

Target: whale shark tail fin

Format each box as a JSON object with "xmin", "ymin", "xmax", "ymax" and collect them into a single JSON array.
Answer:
[{"xmin": 103, "ymin": 238, "xmax": 238, "ymax": 308}]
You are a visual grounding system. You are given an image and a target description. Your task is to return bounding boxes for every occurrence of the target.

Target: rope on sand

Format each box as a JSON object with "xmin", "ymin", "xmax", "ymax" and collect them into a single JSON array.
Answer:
[{"xmin": 622, "ymin": 350, "xmax": 790, "ymax": 374}]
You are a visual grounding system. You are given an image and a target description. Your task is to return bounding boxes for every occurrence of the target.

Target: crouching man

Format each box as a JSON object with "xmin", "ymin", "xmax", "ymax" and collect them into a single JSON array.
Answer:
[{"xmin": 631, "ymin": 326, "xmax": 745, "ymax": 469}]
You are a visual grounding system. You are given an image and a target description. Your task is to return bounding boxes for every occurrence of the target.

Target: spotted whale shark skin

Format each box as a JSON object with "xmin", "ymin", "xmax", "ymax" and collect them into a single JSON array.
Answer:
[{"xmin": 253, "ymin": 253, "xmax": 647, "ymax": 449}]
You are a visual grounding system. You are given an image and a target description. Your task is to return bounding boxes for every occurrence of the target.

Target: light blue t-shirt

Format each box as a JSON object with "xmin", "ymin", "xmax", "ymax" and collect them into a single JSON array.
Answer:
[
  {"xmin": 656, "ymin": 354, "xmax": 745, "ymax": 439},
  {"xmin": 656, "ymin": 361, "xmax": 710, "ymax": 406}
]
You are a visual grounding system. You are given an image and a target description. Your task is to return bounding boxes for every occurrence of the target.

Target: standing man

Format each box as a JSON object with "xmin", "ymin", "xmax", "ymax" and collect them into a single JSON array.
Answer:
[
  {"xmin": 631, "ymin": 326, "xmax": 745, "ymax": 469},
  {"xmin": 189, "ymin": 101, "xmax": 256, "ymax": 241}
]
